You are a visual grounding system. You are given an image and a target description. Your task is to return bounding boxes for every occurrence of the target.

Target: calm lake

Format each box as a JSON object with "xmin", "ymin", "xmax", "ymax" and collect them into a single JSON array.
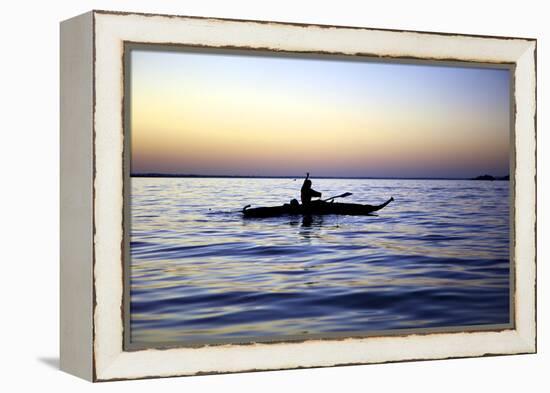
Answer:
[{"xmin": 129, "ymin": 177, "xmax": 510, "ymax": 344}]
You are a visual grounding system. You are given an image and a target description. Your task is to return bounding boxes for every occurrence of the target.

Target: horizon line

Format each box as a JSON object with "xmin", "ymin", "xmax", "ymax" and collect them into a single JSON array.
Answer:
[{"xmin": 130, "ymin": 173, "xmax": 510, "ymax": 181}]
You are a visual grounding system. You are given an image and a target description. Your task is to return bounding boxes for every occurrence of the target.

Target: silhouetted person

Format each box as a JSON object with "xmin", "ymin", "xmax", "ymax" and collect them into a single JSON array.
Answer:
[{"xmin": 301, "ymin": 173, "xmax": 322, "ymax": 206}]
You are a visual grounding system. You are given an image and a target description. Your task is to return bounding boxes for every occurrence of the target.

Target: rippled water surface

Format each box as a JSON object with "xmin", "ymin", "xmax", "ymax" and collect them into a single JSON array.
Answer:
[{"xmin": 130, "ymin": 178, "xmax": 510, "ymax": 344}]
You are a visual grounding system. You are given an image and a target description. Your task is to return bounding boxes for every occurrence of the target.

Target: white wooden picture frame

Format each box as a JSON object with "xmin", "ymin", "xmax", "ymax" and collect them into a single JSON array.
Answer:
[{"xmin": 60, "ymin": 10, "xmax": 536, "ymax": 382}]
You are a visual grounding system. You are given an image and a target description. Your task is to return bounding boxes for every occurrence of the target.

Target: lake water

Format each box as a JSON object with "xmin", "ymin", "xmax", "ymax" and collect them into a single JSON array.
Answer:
[{"xmin": 129, "ymin": 177, "xmax": 510, "ymax": 345}]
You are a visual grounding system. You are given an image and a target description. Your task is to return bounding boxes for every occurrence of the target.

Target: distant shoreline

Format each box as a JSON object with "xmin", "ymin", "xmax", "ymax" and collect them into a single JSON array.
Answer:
[{"xmin": 131, "ymin": 173, "xmax": 510, "ymax": 181}]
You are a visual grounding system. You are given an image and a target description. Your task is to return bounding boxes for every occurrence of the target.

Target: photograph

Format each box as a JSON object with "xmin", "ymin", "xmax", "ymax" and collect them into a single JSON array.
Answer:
[{"xmin": 126, "ymin": 45, "xmax": 513, "ymax": 346}]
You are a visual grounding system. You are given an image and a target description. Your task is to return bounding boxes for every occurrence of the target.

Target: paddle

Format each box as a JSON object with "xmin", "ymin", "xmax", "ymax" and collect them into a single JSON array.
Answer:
[{"xmin": 322, "ymin": 192, "xmax": 352, "ymax": 202}]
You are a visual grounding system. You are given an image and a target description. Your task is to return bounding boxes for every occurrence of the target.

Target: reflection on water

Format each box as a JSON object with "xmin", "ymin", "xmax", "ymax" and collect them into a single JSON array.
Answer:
[{"xmin": 130, "ymin": 178, "xmax": 510, "ymax": 344}]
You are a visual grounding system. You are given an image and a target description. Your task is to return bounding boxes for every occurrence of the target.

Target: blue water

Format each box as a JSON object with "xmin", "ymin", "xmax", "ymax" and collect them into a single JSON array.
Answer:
[{"xmin": 129, "ymin": 178, "xmax": 510, "ymax": 344}]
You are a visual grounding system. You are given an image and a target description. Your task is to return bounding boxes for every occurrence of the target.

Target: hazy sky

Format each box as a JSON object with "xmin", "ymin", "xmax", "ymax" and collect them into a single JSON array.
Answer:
[{"xmin": 130, "ymin": 48, "xmax": 510, "ymax": 178}]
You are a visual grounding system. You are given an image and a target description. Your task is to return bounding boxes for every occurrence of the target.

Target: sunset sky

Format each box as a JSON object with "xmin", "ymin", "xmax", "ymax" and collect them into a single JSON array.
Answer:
[{"xmin": 129, "ymin": 48, "xmax": 511, "ymax": 178}]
